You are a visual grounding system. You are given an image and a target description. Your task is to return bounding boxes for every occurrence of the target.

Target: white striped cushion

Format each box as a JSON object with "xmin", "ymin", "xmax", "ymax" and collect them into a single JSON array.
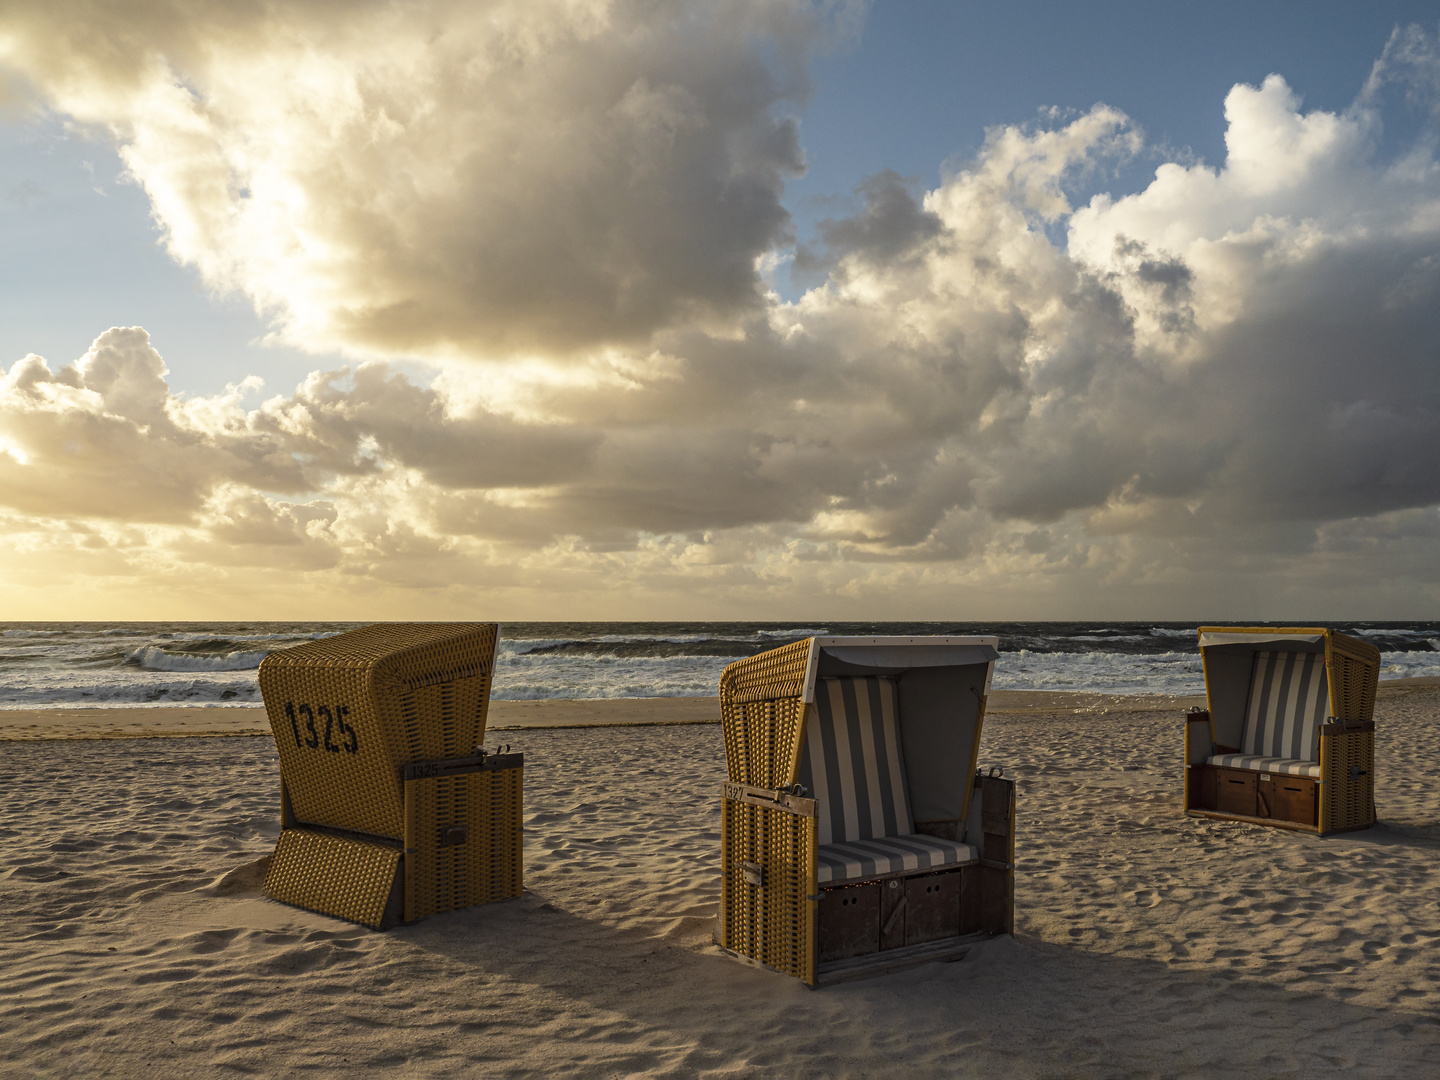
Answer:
[
  {"xmin": 795, "ymin": 677, "xmax": 913, "ymax": 846},
  {"xmin": 1207, "ymin": 753, "xmax": 1321, "ymax": 779},
  {"xmin": 1241, "ymin": 651, "xmax": 1329, "ymax": 763},
  {"xmin": 818, "ymin": 835, "xmax": 974, "ymax": 885}
]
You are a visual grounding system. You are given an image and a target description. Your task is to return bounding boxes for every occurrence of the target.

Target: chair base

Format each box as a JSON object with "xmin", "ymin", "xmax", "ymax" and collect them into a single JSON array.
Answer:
[
  {"xmin": 818, "ymin": 864, "xmax": 984, "ymax": 961},
  {"xmin": 1183, "ymin": 808, "xmax": 1373, "ymax": 836},
  {"xmin": 1185, "ymin": 759, "xmax": 1374, "ymax": 836}
]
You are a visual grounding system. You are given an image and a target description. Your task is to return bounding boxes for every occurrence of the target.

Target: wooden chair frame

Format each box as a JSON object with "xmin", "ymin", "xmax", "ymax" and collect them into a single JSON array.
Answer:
[
  {"xmin": 714, "ymin": 636, "xmax": 1015, "ymax": 986},
  {"xmin": 1184, "ymin": 626, "xmax": 1380, "ymax": 836},
  {"xmin": 259, "ymin": 623, "xmax": 523, "ymax": 929}
]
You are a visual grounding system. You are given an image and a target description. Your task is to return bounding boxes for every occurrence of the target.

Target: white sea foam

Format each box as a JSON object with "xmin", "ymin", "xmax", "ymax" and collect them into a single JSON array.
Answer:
[
  {"xmin": 126, "ymin": 646, "xmax": 272, "ymax": 673},
  {"xmin": 2, "ymin": 621, "xmax": 1438, "ymax": 708}
]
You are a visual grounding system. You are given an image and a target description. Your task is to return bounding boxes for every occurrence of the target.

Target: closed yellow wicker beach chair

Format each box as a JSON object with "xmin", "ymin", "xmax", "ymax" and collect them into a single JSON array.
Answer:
[
  {"xmin": 258, "ymin": 623, "xmax": 522, "ymax": 929},
  {"xmin": 715, "ymin": 636, "xmax": 1015, "ymax": 987},
  {"xmin": 1184, "ymin": 626, "xmax": 1381, "ymax": 835}
]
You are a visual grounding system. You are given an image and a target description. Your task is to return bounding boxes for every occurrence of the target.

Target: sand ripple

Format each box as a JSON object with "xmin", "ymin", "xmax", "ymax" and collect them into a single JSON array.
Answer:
[{"xmin": 2, "ymin": 692, "xmax": 1440, "ymax": 1076}]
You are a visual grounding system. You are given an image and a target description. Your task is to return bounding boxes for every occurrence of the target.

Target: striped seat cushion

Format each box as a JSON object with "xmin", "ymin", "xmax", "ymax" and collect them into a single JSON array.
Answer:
[
  {"xmin": 1207, "ymin": 753, "xmax": 1321, "ymax": 778},
  {"xmin": 1241, "ymin": 651, "xmax": 1330, "ymax": 763},
  {"xmin": 795, "ymin": 676, "xmax": 913, "ymax": 846},
  {"xmin": 818, "ymin": 835, "xmax": 975, "ymax": 885}
]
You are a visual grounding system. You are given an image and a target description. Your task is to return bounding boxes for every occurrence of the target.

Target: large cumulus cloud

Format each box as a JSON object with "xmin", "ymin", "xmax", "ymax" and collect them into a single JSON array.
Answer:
[
  {"xmin": 2, "ymin": 9, "xmax": 1440, "ymax": 616},
  {"xmin": 0, "ymin": 0, "xmax": 831, "ymax": 357}
]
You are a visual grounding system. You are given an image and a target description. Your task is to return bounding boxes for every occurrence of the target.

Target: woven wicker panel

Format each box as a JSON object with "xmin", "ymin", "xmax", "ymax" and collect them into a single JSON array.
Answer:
[
  {"xmin": 391, "ymin": 673, "xmax": 494, "ymax": 762},
  {"xmin": 720, "ymin": 638, "xmax": 813, "ymax": 705},
  {"xmin": 1319, "ymin": 728, "xmax": 1375, "ymax": 834},
  {"xmin": 259, "ymin": 623, "xmax": 498, "ymax": 839},
  {"xmin": 721, "ymin": 697, "xmax": 808, "ymax": 787},
  {"xmin": 1328, "ymin": 632, "xmax": 1381, "ymax": 723},
  {"xmin": 718, "ymin": 797, "xmax": 817, "ymax": 984},
  {"xmin": 404, "ymin": 765, "xmax": 524, "ymax": 921},
  {"xmin": 264, "ymin": 828, "xmax": 401, "ymax": 930}
]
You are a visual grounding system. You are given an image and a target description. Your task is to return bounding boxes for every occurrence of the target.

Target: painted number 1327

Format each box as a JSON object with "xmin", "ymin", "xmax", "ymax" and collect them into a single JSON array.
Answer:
[{"xmin": 284, "ymin": 702, "xmax": 359, "ymax": 754}]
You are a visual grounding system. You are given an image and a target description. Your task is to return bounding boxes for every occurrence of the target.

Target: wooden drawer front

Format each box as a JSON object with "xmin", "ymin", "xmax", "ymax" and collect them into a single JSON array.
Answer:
[
  {"xmin": 1259, "ymin": 774, "xmax": 1317, "ymax": 826},
  {"xmin": 1215, "ymin": 768, "xmax": 1257, "ymax": 817},
  {"xmin": 905, "ymin": 869, "xmax": 962, "ymax": 946},
  {"xmin": 818, "ymin": 883, "xmax": 880, "ymax": 962},
  {"xmin": 880, "ymin": 878, "xmax": 906, "ymax": 951}
]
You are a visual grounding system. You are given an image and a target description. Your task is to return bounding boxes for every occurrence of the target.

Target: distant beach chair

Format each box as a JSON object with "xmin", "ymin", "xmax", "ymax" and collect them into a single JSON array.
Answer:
[
  {"xmin": 257, "ymin": 623, "xmax": 522, "ymax": 929},
  {"xmin": 1184, "ymin": 626, "xmax": 1380, "ymax": 835},
  {"xmin": 714, "ymin": 636, "xmax": 1014, "ymax": 987}
]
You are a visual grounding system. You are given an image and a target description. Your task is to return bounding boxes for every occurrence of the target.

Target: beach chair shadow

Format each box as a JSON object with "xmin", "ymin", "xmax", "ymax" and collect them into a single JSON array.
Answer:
[
  {"xmin": 385, "ymin": 896, "xmax": 1436, "ymax": 1074},
  {"xmin": 257, "ymin": 622, "xmax": 523, "ymax": 929},
  {"xmin": 712, "ymin": 635, "xmax": 1016, "ymax": 987},
  {"xmin": 1184, "ymin": 626, "xmax": 1380, "ymax": 835}
]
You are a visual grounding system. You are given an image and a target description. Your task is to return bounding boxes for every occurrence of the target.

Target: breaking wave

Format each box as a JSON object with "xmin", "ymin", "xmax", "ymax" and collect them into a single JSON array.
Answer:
[
  {"xmin": 125, "ymin": 646, "xmax": 271, "ymax": 673},
  {"xmin": 0, "ymin": 620, "xmax": 1437, "ymax": 707}
]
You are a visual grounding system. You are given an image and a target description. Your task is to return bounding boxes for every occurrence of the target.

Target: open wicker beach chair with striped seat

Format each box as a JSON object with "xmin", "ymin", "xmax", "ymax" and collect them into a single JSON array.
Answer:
[
  {"xmin": 1184, "ymin": 626, "xmax": 1381, "ymax": 835},
  {"xmin": 258, "ymin": 623, "xmax": 522, "ymax": 929},
  {"xmin": 715, "ymin": 636, "xmax": 1015, "ymax": 987}
]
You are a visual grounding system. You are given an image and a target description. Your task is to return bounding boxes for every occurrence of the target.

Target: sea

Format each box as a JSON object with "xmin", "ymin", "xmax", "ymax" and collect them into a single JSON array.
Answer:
[{"xmin": 0, "ymin": 621, "xmax": 1438, "ymax": 710}]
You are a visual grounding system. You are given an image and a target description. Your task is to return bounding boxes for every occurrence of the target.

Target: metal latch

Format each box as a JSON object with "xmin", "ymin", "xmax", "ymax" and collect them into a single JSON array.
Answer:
[
  {"xmin": 439, "ymin": 825, "xmax": 468, "ymax": 847},
  {"xmin": 741, "ymin": 861, "xmax": 765, "ymax": 887}
]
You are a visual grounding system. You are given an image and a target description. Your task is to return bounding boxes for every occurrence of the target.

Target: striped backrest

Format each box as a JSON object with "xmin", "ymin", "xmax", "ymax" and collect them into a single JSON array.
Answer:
[
  {"xmin": 794, "ymin": 677, "xmax": 913, "ymax": 845},
  {"xmin": 1241, "ymin": 651, "xmax": 1330, "ymax": 762}
]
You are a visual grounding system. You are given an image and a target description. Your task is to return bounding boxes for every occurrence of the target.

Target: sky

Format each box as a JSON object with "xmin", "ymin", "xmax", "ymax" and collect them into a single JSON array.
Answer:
[{"xmin": 1, "ymin": 0, "xmax": 1439, "ymax": 621}]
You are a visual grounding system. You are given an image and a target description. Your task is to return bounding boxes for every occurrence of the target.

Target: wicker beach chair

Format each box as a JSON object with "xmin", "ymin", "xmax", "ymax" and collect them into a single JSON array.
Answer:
[
  {"xmin": 715, "ymin": 636, "xmax": 1015, "ymax": 987},
  {"xmin": 258, "ymin": 623, "xmax": 522, "ymax": 929},
  {"xmin": 1184, "ymin": 626, "xmax": 1381, "ymax": 835}
]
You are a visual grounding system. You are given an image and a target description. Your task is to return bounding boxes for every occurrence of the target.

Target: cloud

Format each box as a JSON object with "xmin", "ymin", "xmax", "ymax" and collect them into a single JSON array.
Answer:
[
  {"xmin": 0, "ymin": 327, "xmax": 305, "ymax": 521},
  {"xmin": 2, "ymin": 14, "xmax": 1440, "ymax": 616},
  {"xmin": 0, "ymin": 0, "xmax": 834, "ymax": 358}
]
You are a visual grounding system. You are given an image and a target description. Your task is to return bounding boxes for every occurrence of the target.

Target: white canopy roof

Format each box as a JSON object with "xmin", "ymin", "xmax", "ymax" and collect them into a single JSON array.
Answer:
[
  {"xmin": 802, "ymin": 636, "xmax": 999, "ymax": 702},
  {"xmin": 1198, "ymin": 631, "xmax": 1325, "ymax": 649}
]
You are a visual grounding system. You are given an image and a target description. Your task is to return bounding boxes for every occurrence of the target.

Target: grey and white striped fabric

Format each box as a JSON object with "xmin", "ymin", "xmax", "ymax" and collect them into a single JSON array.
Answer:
[
  {"xmin": 1240, "ymin": 651, "xmax": 1330, "ymax": 762},
  {"xmin": 794, "ymin": 676, "xmax": 913, "ymax": 846},
  {"xmin": 1206, "ymin": 753, "xmax": 1321, "ymax": 778},
  {"xmin": 817, "ymin": 834, "xmax": 975, "ymax": 885}
]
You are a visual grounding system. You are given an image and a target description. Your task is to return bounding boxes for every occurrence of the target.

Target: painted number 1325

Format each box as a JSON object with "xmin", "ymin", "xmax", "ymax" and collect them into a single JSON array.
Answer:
[{"xmin": 284, "ymin": 702, "xmax": 359, "ymax": 754}]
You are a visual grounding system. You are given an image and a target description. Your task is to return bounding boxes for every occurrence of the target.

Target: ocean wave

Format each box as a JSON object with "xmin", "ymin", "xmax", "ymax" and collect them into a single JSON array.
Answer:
[
  {"xmin": 5, "ymin": 621, "xmax": 1440, "ymax": 708},
  {"xmin": 0, "ymin": 675, "xmax": 263, "ymax": 708},
  {"xmin": 163, "ymin": 630, "xmax": 340, "ymax": 645},
  {"xmin": 515, "ymin": 639, "xmax": 777, "ymax": 659},
  {"xmin": 124, "ymin": 646, "xmax": 271, "ymax": 672}
]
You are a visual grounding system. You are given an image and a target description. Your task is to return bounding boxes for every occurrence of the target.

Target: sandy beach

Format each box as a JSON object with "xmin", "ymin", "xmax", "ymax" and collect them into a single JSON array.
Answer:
[{"xmin": 3, "ymin": 685, "xmax": 1439, "ymax": 1076}]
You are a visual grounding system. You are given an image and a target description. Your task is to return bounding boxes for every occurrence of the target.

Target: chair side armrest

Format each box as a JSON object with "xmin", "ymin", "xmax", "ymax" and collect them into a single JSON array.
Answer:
[
  {"xmin": 1185, "ymin": 711, "xmax": 1214, "ymax": 765},
  {"xmin": 720, "ymin": 781, "xmax": 817, "ymax": 818}
]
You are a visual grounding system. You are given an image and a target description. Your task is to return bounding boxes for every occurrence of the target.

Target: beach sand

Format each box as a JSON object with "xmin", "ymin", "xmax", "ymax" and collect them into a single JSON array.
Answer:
[
  {"xmin": 0, "ymin": 688, "xmax": 1212, "ymax": 741},
  {"xmin": 2, "ymin": 685, "xmax": 1438, "ymax": 1076}
]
